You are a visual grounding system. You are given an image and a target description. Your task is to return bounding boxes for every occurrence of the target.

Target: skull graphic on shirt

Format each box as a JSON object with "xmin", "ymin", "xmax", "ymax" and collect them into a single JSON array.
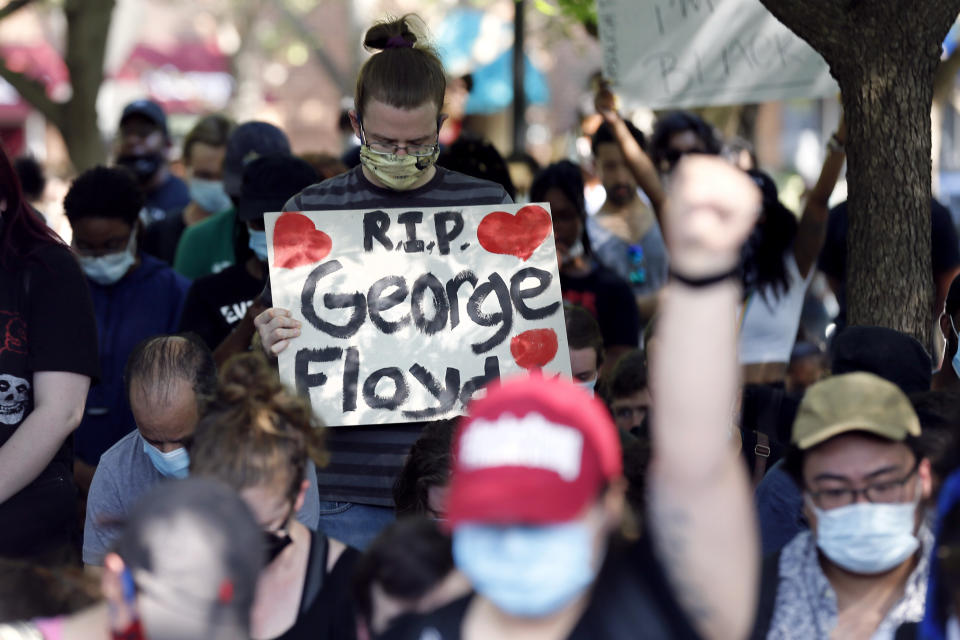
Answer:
[{"xmin": 0, "ymin": 374, "xmax": 30, "ymax": 425}]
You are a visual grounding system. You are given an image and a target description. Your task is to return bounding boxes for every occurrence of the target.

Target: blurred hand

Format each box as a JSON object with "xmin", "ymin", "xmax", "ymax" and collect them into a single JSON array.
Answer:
[
  {"xmin": 254, "ymin": 307, "xmax": 301, "ymax": 356},
  {"xmin": 664, "ymin": 155, "xmax": 761, "ymax": 278},
  {"xmin": 594, "ymin": 81, "xmax": 620, "ymax": 123}
]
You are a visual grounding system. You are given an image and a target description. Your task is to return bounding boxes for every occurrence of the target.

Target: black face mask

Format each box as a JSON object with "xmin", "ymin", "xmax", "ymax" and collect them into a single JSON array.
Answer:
[
  {"xmin": 264, "ymin": 529, "xmax": 293, "ymax": 563},
  {"xmin": 116, "ymin": 152, "xmax": 164, "ymax": 185}
]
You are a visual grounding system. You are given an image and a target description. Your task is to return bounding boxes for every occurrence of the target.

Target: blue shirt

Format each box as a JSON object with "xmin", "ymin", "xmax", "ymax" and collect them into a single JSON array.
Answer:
[
  {"xmin": 142, "ymin": 174, "xmax": 190, "ymax": 224},
  {"xmin": 83, "ymin": 430, "xmax": 322, "ymax": 565},
  {"xmin": 75, "ymin": 253, "xmax": 190, "ymax": 464},
  {"xmin": 756, "ymin": 460, "xmax": 807, "ymax": 555}
]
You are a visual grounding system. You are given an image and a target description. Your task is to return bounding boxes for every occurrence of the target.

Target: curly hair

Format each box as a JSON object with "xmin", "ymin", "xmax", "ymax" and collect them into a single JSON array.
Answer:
[
  {"xmin": 190, "ymin": 353, "xmax": 326, "ymax": 501},
  {"xmin": 63, "ymin": 166, "xmax": 144, "ymax": 226}
]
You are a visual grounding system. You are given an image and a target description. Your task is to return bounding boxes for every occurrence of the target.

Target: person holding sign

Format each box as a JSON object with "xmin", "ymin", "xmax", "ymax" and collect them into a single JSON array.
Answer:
[
  {"xmin": 382, "ymin": 155, "xmax": 761, "ymax": 640},
  {"xmin": 254, "ymin": 14, "xmax": 512, "ymax": 550}
]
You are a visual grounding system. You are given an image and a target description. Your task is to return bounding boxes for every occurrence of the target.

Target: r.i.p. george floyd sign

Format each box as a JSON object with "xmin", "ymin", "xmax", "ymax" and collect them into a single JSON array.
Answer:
[{"xmin": 266, "ymin": 204, "xmax": 572, "ymax": 426}]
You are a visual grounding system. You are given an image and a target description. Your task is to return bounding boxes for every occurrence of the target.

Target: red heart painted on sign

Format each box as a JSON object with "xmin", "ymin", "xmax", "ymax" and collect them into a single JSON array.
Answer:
[
  {"xmin": 477, "ymin": 205, "xmax": 553, "ymax": 261},
  {"xmin": 510, "ymin": 328, "xmax": 559, "ymax": 370},
  {"xmin": 273, "ymin": 212, "xmax": 332, "ymax": 269}
]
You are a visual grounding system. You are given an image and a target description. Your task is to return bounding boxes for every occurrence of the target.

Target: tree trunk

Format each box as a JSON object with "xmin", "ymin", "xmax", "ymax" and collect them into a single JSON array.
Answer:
[
  {"xmin": 760, "ymin": 0, "xmax": 960, "ymax": 348},
  {"xmin": 61, "ymin": 0, "xmax": 113, "ymax": 170},
  {"xmin": 840, "ymin": 54, "xmax": 933, "ymax": 344}
]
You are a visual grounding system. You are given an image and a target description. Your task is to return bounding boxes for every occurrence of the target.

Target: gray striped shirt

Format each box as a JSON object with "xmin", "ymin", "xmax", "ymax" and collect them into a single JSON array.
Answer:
[{"xmin": 279, "ymin": 165, "xmax": 512, "ymax": 506}]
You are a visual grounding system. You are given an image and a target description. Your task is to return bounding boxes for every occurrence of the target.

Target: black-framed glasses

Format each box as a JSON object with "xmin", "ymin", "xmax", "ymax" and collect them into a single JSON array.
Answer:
[
  {"xmin": 358, "ymin": 119, "xmax": 440, "ymax": 158},
  {"xmin": 806, "ymin": 459, "xmax": 921, "ymax": 510}
]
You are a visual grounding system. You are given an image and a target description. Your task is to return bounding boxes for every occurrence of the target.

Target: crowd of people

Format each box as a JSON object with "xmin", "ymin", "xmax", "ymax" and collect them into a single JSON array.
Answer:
[{"xmin": 3, "ymin": 11, "xmax": 960, "ymax": 640}]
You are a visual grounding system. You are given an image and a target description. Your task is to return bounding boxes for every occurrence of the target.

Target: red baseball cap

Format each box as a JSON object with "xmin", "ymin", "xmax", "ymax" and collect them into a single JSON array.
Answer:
[{"xmin": 446, "ymin": 374, "xmax": 623, "ymax": 529}]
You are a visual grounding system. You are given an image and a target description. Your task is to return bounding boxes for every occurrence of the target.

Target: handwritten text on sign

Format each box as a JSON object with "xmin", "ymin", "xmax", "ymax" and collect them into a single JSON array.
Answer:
[
  {"xmin": 597, "ymin": 0, "xmax": 837, "ymax": 109},
  {"xmin": 266, "ymin": 204, "xmax": 572, "ymax": 426}
]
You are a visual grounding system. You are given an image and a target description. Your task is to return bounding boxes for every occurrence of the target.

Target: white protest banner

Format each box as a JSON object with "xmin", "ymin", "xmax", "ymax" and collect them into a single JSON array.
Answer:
[
  {"xmin": 266, "ymin": 204, "xmax": 572, "ymax": 427},
  {"xmin": 597, "ymin": 0, "xmax": 837, "ymax": 109}
]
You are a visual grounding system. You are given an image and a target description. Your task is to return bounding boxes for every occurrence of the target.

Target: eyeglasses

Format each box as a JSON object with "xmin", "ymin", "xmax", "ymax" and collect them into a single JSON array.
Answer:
[
  {"xmin": 358, "ymin": 120, "xmax": 439, "ymax": 158},
  {"xmin": 806, "ymin": 460, "xmax": 920, "ymax": 510}
]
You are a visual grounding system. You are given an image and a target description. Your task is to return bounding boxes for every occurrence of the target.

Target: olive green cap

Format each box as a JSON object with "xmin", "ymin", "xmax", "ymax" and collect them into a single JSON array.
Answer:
[{"xmin": 791, "ymin": 372, "xmax": 921, "ymax": 450}]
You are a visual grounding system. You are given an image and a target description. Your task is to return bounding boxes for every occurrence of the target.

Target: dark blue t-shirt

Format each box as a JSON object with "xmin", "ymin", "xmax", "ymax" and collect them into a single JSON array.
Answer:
[
  {"xmin": 75, "ymin": 253, "xmax": 190, "ymax": 464},
  {"xmin": 142, "ymin": 174, "xmax": 190, "ymax": 224}
]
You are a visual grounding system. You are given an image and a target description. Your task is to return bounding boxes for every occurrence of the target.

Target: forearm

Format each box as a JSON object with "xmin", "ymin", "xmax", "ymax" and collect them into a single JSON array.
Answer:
[
  {"xmin": 0, "ymin": 404, "xmax": 82, "ymax": 503},
  {"xmin": 648, "ymin": 281, "xmax": 758, "ymax": 640},
  {"xmin": 808, "ymin": 147, "xmax": 845, "ymax": 209},
  {"xmin": 610, "ymin": 118, "xmax": 667, "ymax": 220},
  {"xmin": 795, "ymin": 148, "xmax": 844, "ymax": 276},
  {"xmin": 213, "ymin": 315, "xmax": 258, "ymax": 367},
  {"xmin": 636, "ymin": 292, "xmax": 659, "ymax": 323}
]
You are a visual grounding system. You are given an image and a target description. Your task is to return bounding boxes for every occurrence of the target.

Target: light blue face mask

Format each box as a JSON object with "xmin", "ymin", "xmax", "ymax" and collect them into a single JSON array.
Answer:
[
  {"xmin": 76, "ymin": 230, "xmax": 137, "ymax": 286},
  {"xmin": 576, "ymin": 377, "xmax": 597, "ymax": 396},
  {"xmin": 453, "ymin": 520, "xmax": 600, "ymax": 618},
  {"xmin": 248, "ymin": 228, "xmax": 268, "ymax": 262},
  {"xmin": 142, "ymin": 437, "xmax": 190, "ymax": 479},
  {"xmin": 189, "ymin": 178, "xmax": 232, "ymax": 215}
]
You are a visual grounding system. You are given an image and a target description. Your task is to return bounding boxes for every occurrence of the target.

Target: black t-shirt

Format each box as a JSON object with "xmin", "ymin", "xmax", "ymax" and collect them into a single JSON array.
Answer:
[
  {"xmin": 818, "ymin": 198, "xmax": 960, "ymax": 325},
  {"xmin": 382, "ymin": 536, "xmax": 701, "ymax": 640},
  {"xmin": 560, "ymin": 263, "xmax": 640, "ymax": 349},
  {"xmin": 274, "ymin": 529, "xmax": 360, "ymax": 640},
  {"xmin": 142, "ymin": 209, "xmax": 186, "ymax": 265},
  {"xmin": 178, "ymin": 263, "xmax": 265, "ymax": 350},
  {"xmin": 0, "ymin": 243, "xmax": 100, "ymax": 466}
]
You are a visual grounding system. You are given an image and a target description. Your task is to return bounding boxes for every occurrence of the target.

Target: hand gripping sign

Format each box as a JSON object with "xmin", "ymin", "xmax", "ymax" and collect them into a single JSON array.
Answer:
[{"xmin": 266, "ymin": 204, "xmax": 572, "ymax": 426}]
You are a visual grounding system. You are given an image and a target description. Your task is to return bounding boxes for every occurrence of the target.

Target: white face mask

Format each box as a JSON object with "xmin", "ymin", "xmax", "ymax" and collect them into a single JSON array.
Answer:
[
  {"xmin": 810, "ymin": 484, "xmax": 921, "ymax": 575},
  {"xmin": 77, "ymin": 230, "xmax": 137, "ymax": 286}
]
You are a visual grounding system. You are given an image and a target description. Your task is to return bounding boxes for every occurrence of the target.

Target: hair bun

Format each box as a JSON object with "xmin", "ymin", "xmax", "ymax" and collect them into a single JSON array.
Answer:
[
  {"xmin": 217, "ymin": 353, "xmax": 282, "ymax": 405},
  {"xmin": 363, "ymin": 15, "xmax": 424, "ymax": 52}
]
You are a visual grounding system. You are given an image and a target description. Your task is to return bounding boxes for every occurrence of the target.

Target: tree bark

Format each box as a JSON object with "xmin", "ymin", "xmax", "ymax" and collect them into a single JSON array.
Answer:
[
  {"xmin": 61, "ymin": 0, "xmax": 113, "ymax": 170},
  {"xmin": 0, "ymin": 0, "xmax": 111, "ymax": 170},
  {"xmin": 760, "ymin": 0, "xmax": 960, "ymax": 348}
]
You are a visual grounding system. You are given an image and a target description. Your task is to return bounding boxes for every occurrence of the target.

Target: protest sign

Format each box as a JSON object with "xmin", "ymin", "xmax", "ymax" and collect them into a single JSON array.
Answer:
[
  {"xmin": 266, "ymin": 204, "xmax": 572, "ymax": 427},
  {"xmin": 597, "ymin": 0, "xmax": 837, "ymax": 109}
]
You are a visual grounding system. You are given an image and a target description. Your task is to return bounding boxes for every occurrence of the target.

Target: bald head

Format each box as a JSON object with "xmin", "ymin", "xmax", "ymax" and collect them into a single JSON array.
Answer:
[{"xmin": 124, "ymin": 335, "xmax": 216, "ymax": 451}]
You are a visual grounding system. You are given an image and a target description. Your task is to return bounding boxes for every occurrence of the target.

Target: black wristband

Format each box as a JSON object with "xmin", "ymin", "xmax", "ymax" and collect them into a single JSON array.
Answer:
[{"xmin": 669, "ymin": 265, "xmax": 740, "ymax": 288}]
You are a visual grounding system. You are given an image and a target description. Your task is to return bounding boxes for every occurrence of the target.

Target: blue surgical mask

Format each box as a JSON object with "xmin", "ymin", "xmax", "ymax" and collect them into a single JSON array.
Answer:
[
  {"xmin": 76, "ymin": 231, "xmax": 137, "ymax": 286},
  {"xmin": 809, "ymin": 487, "xmax": 921, "ymax": 575},
  {"xmin": 248, "ymin": 228, "xmax": 268, "ymax": 262},
  {"xmin": 189, "ymin": 178, "xmax": 232, "ymax": 215},
  {"xmin": 576, "ymin": 377, "xmax": 596, "ymax": 396},
  {"xmin": 453, "ymin": 520, "xmax": 600, "ymax": 617},
  {"xmin": 142, "ymin": 437, "xmax": 190, "ymax": 479}
]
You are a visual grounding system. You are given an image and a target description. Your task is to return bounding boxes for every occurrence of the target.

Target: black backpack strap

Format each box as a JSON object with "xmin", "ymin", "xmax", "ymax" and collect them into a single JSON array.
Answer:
[
  {"xmin": 299, "ymin": 530, "xmax": 329, "ymax": 615},
  {"xmin": 749, "ymin": 386, "xmax": 785, "ymax": 487},
  {"xmin": 749, "ymin": 550, "xmax": 782, "ymax": 640}
]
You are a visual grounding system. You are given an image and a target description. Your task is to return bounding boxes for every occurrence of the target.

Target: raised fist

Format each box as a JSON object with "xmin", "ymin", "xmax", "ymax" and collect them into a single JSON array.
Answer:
[{"xmin": 664, "ymin": 155, "xmax": 761, "ymax": 278}]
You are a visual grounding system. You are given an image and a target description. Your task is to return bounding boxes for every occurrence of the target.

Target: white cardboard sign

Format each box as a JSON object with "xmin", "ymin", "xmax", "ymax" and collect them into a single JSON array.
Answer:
[
  {"xmin": 597, "ymin": 0, "xmax": 837, "ymax": 109},
  {"xmin": 266, "ymin": 204, "xmax": 572, "ymax": 426}
]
